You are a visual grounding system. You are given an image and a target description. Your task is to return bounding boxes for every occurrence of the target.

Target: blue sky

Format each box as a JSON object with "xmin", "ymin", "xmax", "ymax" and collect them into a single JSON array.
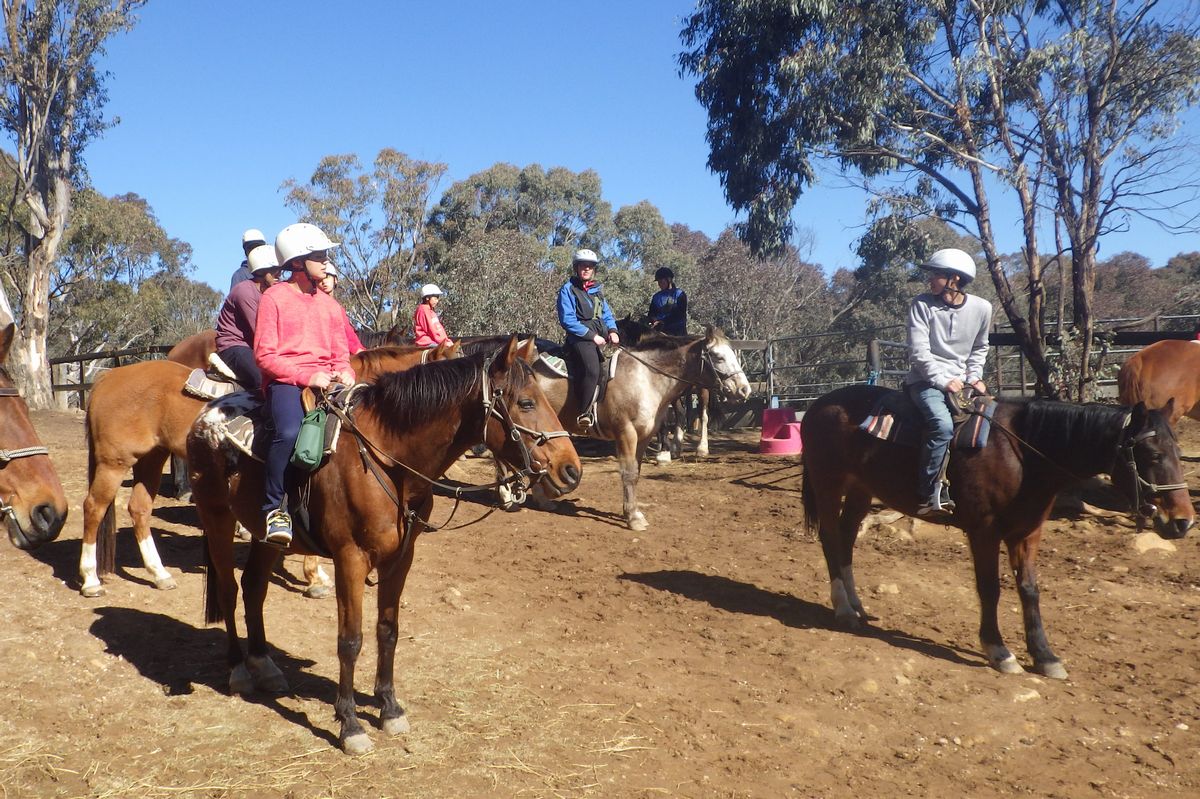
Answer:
[{"xmin": 67, "ymin": 1, "xmax": 1200, "ymax": 291}]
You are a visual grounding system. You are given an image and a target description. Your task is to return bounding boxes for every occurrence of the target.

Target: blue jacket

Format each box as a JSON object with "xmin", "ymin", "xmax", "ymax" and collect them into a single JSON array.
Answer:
[
  {"xmin": 648, "ymin": 287, "xmax": 688, "ymax": 336},
  {"xmin": 558, "ymin": 277, "xmax": 617, "ymax": 340}
]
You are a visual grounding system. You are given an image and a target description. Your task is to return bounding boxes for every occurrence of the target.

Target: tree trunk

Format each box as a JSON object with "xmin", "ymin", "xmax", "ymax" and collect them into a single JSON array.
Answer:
[{"xmin": 10, "ymin": 234, "xmax": 57, "ymax": 408}]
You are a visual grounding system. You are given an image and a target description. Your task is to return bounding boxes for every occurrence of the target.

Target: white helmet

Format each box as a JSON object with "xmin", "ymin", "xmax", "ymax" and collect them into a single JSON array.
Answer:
[
  {"xmin": 420, "ymin": 283, "xmax": 444, "ymax": 298},
  {"xmin": 572, "ymin": 248, "xmax": 599, "ymax": 266},
  {"xmin": 323, "ymin": 261, "xmax": 340, "ymax": 278},
  {"xmin": 246, "ymin": 244, "xmax": 279, "ymax": 274},
  {"xmin": 242, "ymin": 228, "xmax": 266, "ymax": 246},
  {"xmin": 274, "ymin": 222, "xmax": 340, "ymax": 268},
  {"xmin": 919, "ymin": 248, "xmax": 976, "ymax": 285}
]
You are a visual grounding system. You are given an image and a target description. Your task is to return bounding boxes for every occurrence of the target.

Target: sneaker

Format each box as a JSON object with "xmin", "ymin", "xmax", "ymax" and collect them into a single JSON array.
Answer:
[{"xmin": 263, "ymin": 508, "xmax": 293, "ymax": 548}]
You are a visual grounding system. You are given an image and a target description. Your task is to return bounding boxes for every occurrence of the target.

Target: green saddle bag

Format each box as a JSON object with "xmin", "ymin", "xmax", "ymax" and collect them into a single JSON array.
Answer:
[{"xmin": 290, "ymin": 407, "xmax": 328, "ymax": 471}]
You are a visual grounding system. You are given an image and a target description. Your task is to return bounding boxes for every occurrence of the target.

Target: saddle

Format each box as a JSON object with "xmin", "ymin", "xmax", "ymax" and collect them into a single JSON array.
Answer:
[
  {"xmin": 545, "ymin": 342, "xmax": 620, "ymax": 409},
  {"xmin": 859, "ymin": 388, "xmax": 997, "ymax": 450}
]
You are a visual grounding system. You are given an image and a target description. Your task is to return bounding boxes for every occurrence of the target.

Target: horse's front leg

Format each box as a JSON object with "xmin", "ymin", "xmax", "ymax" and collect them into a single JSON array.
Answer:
[
  {"xmin": 1008, "ymin": 532, "xmax": 1067, "ymax": 679},
  {"xmin": 617, "ymin": 426, "xmax": 648, "ymax": 531},
  {"xmin": 334, "ymin": 549, "xmax": 372, "ymax": 755},
  {"xmin": 967, "ymin": 531, "xmax": 1024, "ymax": 674},
  {"xmin": 696, "ymin": 393, "xmax": 710, "ymax": 457},
  {"xmin": 238, "ymin": 542, "xmax": 288, "ymax": 693},
  {"xmin": 373, "ymin": 516, "xmax": 421, "ymax": 740},
  {"xmin": 302, "ymin": 555, "xmax": 332, "ymax": 599}
]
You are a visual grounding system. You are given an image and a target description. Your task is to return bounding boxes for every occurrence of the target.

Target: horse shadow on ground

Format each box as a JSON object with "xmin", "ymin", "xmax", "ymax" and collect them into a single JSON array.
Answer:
[
  {"xmin": 619, "ymin": 570, "xmax": 980, "ymax": 670},
  {"xmin": 88, "ymin": 606, "xmax": 378, "ymax": 748}
]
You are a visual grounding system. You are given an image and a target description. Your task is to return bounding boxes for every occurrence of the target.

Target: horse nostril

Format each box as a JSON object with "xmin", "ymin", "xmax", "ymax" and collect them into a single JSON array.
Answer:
[
  {"xmin": 1174, "ymin": 517, "xmax": 1194, "ymax": 538},
  {"xmin": 563, "ymin": 464, "xmax": 581, "ymax": 487},
  {"xmin": 32, "ymin": 503, "xmax": 66, "ymax": 539}
]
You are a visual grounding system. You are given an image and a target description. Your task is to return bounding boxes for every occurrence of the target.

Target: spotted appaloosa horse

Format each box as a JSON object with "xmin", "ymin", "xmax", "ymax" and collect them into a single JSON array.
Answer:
[
  {"xmin": 0, "ymin": 323, "xmax": 68, "ymax": 549},
  {"xmin": 801, "ymin": 385, "xmax": 1194, "ymax": 679},
  {"xmin": 189, "ymin": 337, "xmax": 580, "ymax": 754},
  {"xmin": 80, "ymin": 342, "xmax": 460, "ymax": 597},
  {"xmin": 1117, "ymin": 339, "xmax": 1200, "ymax": 425}
]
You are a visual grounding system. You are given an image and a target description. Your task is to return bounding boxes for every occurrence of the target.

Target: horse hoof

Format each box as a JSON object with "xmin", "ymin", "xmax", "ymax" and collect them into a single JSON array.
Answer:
[
  {"xmin": 80, "ymin": 583, "xmax": 105, "ymax": 598},
  {"xmin": 1036, "ymin": 661, "xmax": 1068, "ymax": 680},
  {"xmin": 382, "ymin": 714, "xmax": 410, "ymax": 736},
  {"xmin": 628, "ymin": 516, "xmax": 649, "ymax": 532},
  {"xmin": 342, "ymin": 732, "xmax": 374, "ymax": 756},
  {"xmin": 834, "ymin": 610, "xmax": 863, "ymax": 629},
  {"xmin": 303, "ymin": 584, "xmax": 331, "ymax": 600},
  {"xmin": 992, "ymin": 655, "xmax": 1026, "ymax": 675},
  {"xmin": 655, "ymin": 451, "xmax": 671, "ymax": 465},
  {"xmin": 154, "ymin": 576, "xmax": 177, "ymax": 591},
  {"xmin": 696, "ymin": 447, "xmax": 709, "ymax": 457},
  {"xmin": 229, "ymin": 664, "xmax": 255, "ymax": 695}
]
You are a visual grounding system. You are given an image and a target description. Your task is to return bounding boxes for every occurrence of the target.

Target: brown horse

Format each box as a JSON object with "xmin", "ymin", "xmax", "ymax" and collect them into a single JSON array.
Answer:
[
  {"xmin": 0, "ymin": 323, "xmax": 69, "ymax": 549},
  {"xmin": 189, "ymin": 337, "xmax": 581, "ymax": 754},
  {"xmin": 80, "ymin": 342, "xmax": 460, "ymax": 597},
  {"xmin": 801, "ymin": 385, "xmax": 1194, "ymax": 679},
  {"xmin": 1117, "ymin": 339, "xmax": 1200, "ymax": 425},
  {"xmin": 165, "ymin": 329, "xmax": 217, "ymax": 368},
  {"xmin": 485, "ymin": 326, "xmax": 751, "ymax": 530}
]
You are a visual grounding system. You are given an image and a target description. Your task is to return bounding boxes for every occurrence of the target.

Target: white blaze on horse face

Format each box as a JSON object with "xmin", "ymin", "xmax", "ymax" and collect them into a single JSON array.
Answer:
[{"xmin": 708, "ymin": 341, "xmax": 752, "ymax": 399}]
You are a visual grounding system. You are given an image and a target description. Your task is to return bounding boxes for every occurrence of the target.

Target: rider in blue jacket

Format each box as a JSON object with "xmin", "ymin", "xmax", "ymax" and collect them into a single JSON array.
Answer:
[
  {"xmin": 557, "ymin": 248, "xmax": 619, "ymax": 431},
  {"xmin": 647, "ymin": 266, "xmax": 688, "ymax": 336}
]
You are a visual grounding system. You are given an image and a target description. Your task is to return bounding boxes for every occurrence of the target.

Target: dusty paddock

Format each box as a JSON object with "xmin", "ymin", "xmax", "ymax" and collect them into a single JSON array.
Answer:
[{"xmin": 1, "ymin": 409, "xmax": 1198, "ymax": 798}]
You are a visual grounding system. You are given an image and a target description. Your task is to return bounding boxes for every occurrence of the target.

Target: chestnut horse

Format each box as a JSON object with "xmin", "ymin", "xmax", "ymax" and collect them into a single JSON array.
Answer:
[
  {"xmin": 801, "ymin": 385, "xmax": 1194, "ymax": 679},
  {"xmin": 473, "ymin": 326, "xmax": 750, "ymax": 530},
  {"xmin": 0, "ymin": 323, "xmax": 69, "ymax": 548},
  {"xmin": 80, "ymin": 342, "xmax": 460, "ymax": 597},
  {"xmin": 189, "ymin": 338, "xmax": 581, "ymax": 754},
  {"xmin": 1117, "ymin": 339, "xmax": 1200, "ymax": 425}
]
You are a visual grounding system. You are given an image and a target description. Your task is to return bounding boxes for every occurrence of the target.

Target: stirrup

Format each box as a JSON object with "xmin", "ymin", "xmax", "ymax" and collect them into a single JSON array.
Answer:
[{"xmin": 575, "ymin": 411, "xmax": 595, "ymax": 432}]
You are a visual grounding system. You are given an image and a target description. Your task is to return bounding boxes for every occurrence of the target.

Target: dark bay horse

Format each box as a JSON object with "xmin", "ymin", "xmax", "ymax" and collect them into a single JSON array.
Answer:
[
  {"xmin": 80, "ymin": 342, "xmax": 460, "ymax": 597},
  {"xmin": 1117, "ymin": 339, "xmax": 1200, "ymax": 426},
  {"xmin": 0, "ymin": 323, "xmax": 69, "ymax": 548},
  {"xmin": 801, "ymin": 385, "xmax": 1194, "ymax": 679},
  {"xmin": 188, "ymin": 338, "xmax": 581, "ymax": 755}
]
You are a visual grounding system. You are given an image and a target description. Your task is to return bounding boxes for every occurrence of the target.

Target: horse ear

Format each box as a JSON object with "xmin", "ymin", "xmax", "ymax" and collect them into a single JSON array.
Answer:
[
  {"xmin": 0, "ymin": 323, "xmax": 13, "ymax": 363},
  {"xmin": 1162, "ymin": 398, "xmax": 1176, "ymax": 418},
  {"xmin": 498, "ymin": 335, "xmax": 519, "ymax": 370},
  {"xmin": 447, "ymin": 341, "xmax": 462, "ymax": 358},
  {"xmin": 517, "ymin": 337, "xmax": 537, "ymax": 364},
  {"xmin": 704, "ymin": 323, "xmax": 716, "ymax": 343}
]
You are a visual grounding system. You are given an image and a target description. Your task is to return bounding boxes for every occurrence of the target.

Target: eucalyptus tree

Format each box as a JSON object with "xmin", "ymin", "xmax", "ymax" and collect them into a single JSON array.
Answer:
[
  {"xmin": 282, "ymin": 149, "xmax": 447, "ymax": 331},
  {"xmin": 681, "ymin": 0, "xmax": 1200, "ymax": 398},
  {"xmin": 0, "ymin": 0, "xmax": 145, "ymax": 406}
]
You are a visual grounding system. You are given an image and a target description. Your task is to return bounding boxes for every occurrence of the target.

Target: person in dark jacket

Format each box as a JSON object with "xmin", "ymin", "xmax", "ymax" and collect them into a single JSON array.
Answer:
[
  {"xmin": 557, "ymin": 248, "xmax": 619, "ymax": 431},
  {"xmin": 647, "ymin": 266, "xmax": 688, "ymax": 336},
  {"xmin": 230, "ymin": 228, "xmax": 267, "ymax": 289}
]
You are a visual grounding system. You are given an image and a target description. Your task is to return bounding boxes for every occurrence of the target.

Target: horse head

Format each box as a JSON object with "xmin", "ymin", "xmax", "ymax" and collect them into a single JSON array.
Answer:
[
  {"xmin": 0, "ymin": 324, "xmax": 68, "ymax": 549},
  {"xmin": 482, "ymin": 336, "xmax": 581, "ymax": 499},
  {"xmin": 702, "ymin": 325, "xmax": 752, "ymax": 400},
  {"xmin": 1113, "ymin": 400, "xmax": 1194, "ymax": 539}
]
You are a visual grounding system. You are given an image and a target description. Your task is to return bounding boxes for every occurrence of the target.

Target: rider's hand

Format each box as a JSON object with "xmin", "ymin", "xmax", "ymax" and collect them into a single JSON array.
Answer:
[
  {"xmin": 338, "ymin": 370, "xmax": 356, "ymax": 385},
  {"xmin": 592, "ymin": 334, "xmax": 606, "ymax": 347},
  {"xmin": 945, "ymin": 378, "xmax": 964, "ymax": 393},
  {"xmin": 970, "ymin": 380, "xmax": 987, "ymax": 394},
  {"xmin": 309, "ymin": 371, "xmax": 333, "ymax": 389},
  {"xmin": 608, "ymin": 331, "xmax": 620, "ymax": 345}
]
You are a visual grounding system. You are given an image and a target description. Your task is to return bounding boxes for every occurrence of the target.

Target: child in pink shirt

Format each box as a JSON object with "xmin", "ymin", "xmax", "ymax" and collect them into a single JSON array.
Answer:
[{"xmin": 413, "ymin": 283, "xmax": 452, "ymax": 347}]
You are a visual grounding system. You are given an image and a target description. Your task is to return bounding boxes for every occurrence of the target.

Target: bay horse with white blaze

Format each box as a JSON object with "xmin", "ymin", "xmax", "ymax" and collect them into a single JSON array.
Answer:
[
  {"xmin": 0, "ymin": 323, "xmax": 68, "ymax": 548},
  {"xmin": 80, "ymin": 342, "xmax": 459, "ymax": 597},
  {"xmin": 1117, "ymin": 339, "xmax": 1200, "ymax": 426},
  {"xmin": 189, "ymin": 338, "xmax": 581, "ymax": 755},
  {"xmin": 802, "ymin": 385, "xmax": 1193, "ymax": 679}
]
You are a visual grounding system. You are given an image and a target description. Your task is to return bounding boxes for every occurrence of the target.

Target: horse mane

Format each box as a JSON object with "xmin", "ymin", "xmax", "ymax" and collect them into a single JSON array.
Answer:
[
  {"xmin": 628, "ymin": 332, "xmax": 703, "ymax": 352},
  {"xmin": 358, "ymin": 355, "xmax": 483, "ymax": 435},
  {"xmin": 1016, "ymin": 400, "xmax": 1127, "ymax": 468}
]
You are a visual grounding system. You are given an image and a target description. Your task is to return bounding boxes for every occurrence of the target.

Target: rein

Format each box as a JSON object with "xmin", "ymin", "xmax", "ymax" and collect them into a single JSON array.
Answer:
[
  {"xmin": 615, "ymin": 343, "xmax": 745, "ymax": 395},
  {"xmin": 0, "ymin": 385, "xmax": 51, "ymax": 521}
]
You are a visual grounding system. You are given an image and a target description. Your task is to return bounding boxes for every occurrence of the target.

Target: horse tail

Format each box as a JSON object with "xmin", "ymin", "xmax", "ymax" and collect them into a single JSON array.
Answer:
[
  {"xmin": 1116, "ymin": 355, "xmax": 1144, "ymax": 406},
  {"xmin": 203, "ymin": 534, "xmax": 223, "ymax": 625},
  {"xmin": 801, "ymin": 453, "xmax": 817, "ymax": 532},
  {"xmin": 86, "ymin": 407, "xmax": 118, "ymax": 577}
]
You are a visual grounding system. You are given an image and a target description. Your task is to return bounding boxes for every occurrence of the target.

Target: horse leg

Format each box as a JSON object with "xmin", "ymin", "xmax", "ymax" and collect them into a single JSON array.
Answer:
[
  {"xmin": 696, "ymin": 391, "xmax": 710, "ymax": 457},
  {"xmin": 197, "ymin": 499, "xmax": 247, "ymax": 693},
  {"xmin": 373, "ymin": 531, "xmax": 419, "ymax": 739},
  {"xmin": 129, "ymin": 451, "xmax": 176, "ymax": 591},
  {"xmin": 811, "ymin": 473, "xmax": 861, "ymax": 627},
  {"xmin": 967, "ymin": 531, "xmax": 1024, "ymax": 674},
  {"xmin": 239, "ymin": 542, "xmax": 288, "ymax": 693},
  {"xmin": 170, "ymin": 455, "xmax": 192, "ymax": 501},
  {"xmin": 302, "ymin": 555, "xmax": 332, "ymax": 599},
  {"xmin": 671, "ymin": 399, "xmax": 685, "ymax": 460},
  {"xmin": 655, "ymin": 411, "xmax": 672, "ymax": 465},
  {"xmin": 80, "ymin": 463, "xmax": 124, "ymax": 597},
  {"xmin": 334, "ymin": 548, "xmax": 373, "ymax": 755},
  {"xmin": 834, "ymin": 486, "xmax": 872, "ymax": 623},
  {"xmin": 617, "ymin": 426, "xmax": 648, "ymax": 531},
  {"xmin": 1008, "ymin": 532, "xmax": 1067, "ymax": 679}
]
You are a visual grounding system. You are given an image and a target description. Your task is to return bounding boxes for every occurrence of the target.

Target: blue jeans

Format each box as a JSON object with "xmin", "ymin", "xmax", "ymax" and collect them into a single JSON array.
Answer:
[
  {"xmin": 262, "ymin": 382, "xmax": 303, "ymax": 515},
  {"xmin": 906, "ymin": 381, "xmax": 954, "ymax": 501}
]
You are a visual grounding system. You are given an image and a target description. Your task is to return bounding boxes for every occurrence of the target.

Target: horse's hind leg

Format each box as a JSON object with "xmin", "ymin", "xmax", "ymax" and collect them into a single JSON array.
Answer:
[
  {"xmin": 1008, "ymin": 531, "xmax": 1067, "ymax": 679},
  {"xmin": 80, "ymin": 463, "xmax": 124, "ymax": 597},
  {"xmin": 240, "ymin": 542, "xmax": 288, "ymax": 693},
  {"xmin": 129, "ymin": 451, "xmax": 176, "ymax": 591},
  {"xmin": 833, "ymin": 486, "xmax": 872, "ymax": 623},
  {"xmin": 303, "ymin": 555, "xmax": 332, "ymax": 599},
  {"xmin": 696, "ymin": 391, "xmax": 710, "ymax": 457},
  {"xmin": 334, "ymin": 547, "xmax": 373, "ymax": 755},
  {"xmin": 373, "ymin": 532, "xmax": 419, "ymax": 740},
  {"xmin": 967, "ymin": 531, "xmax": 1024, "ymax": 674}
]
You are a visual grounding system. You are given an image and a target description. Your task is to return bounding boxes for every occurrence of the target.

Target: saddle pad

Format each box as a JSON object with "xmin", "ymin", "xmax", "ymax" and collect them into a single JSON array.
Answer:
[
  {"xmin": 183, "ymin": 368, "xmax": 246, "ymax": 401},
  {"xmin": 538, "ymin": 352, "xmax": 569, "ymax": 378},
  {"xmin": 860, "ymin": 390, "xmax": 996, "ymax": 450}
]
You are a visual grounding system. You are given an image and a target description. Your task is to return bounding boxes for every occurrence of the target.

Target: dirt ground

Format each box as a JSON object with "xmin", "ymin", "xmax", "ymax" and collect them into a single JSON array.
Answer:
[{"xmin": 1, "ymin": 408, "xmax": 1199, "ymax": 798}]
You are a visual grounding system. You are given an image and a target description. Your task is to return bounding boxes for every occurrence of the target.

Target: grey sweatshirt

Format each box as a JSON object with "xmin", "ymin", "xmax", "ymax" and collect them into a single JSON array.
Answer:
[{"xmin": 904, "ymin": 292, "xmax": 992, "ymax": 389}]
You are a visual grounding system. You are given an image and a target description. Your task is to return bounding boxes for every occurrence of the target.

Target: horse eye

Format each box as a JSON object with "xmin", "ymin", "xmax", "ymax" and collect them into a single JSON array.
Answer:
[{"xmin": 518, "ymin": 399, "xmax": 536, "ymax": 411}]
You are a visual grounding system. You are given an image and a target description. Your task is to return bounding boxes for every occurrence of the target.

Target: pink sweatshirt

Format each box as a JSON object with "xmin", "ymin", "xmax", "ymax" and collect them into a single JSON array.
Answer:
[
  {"xmin": 413, "ymin": 303, "xmax": 449, "ymax": 347},
  {"xmin": 254, "ymin": 282, "xmax": 354, "ymax": 386}
]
